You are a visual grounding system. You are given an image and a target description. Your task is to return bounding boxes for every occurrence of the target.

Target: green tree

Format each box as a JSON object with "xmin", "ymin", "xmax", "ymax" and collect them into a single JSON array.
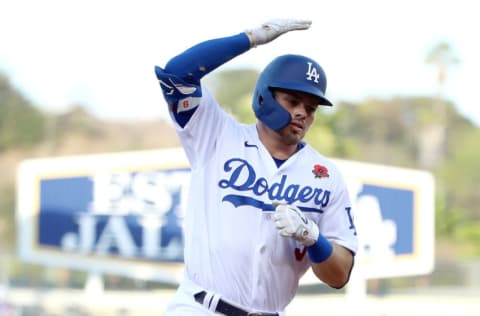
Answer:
[
  {"xmin": 0, "ymin": 185, "xmax": 15, "ymax": 251},
  {"xmin": 425, "ymin": 41, "xmax": 460, "ymax": 89},
  {"xmin": 0, "ymin": 73, "xmax": 46, "ymax": 151},
  {"xmin": 205, "ymin": 69, "xmax": 258, "ymax": 123}
]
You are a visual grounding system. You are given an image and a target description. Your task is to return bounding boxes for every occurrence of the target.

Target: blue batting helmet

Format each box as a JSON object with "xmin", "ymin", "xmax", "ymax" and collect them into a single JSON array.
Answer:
[{"xmin": 252, "ymin": 54, "xmax": 332, "ymax": 131}]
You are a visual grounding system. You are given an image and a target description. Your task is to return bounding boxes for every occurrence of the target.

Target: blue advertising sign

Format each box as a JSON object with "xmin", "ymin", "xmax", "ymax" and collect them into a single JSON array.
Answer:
[
  {"xmin": 38, "ymin": 169, "xmax": 188, "ymax": 262},
  {"xmin": 17, "ymin": 148, "xmax": 191, "ymax": 283},
  {"xmin": 359, "ymin": 185, "xmax": 414, "ymax": 256}
]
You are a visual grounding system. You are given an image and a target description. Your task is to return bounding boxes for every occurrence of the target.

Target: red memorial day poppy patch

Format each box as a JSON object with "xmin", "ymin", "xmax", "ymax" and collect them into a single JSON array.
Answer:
[{"xmin": 312, "ymin": 164, "xmax": 330, "ymax": 179}]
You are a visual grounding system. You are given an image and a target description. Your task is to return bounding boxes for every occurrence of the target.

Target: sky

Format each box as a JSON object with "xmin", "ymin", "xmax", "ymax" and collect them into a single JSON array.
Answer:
[{"xmin": 1, "ymin": 0, "xmax": 479, "ymax": 126}]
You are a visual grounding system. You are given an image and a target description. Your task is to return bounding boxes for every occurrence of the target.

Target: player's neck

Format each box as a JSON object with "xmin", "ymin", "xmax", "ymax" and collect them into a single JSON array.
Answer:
[{"xmin": 256, "ymin": 122, "xmax": 299, "ymax": 160}]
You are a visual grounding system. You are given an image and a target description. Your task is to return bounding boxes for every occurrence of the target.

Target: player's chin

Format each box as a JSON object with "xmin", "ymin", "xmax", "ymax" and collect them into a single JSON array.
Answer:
[
  {"xmin": 289, "ymin": 126, "xmax": 306, "ymax": 140},
  {"xmin": 278, "ymin": 125, "xmax": 305, "ymax": 144},
  {"xmin": 282, "ymin": 131, "xmax": 304, "ymax": 145}
]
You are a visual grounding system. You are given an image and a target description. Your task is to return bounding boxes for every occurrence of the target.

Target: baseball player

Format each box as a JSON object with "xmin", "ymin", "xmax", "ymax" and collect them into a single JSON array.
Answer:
[{"xmin": 155, "ymin": 19, "xmax": 358, "ymax": 316}]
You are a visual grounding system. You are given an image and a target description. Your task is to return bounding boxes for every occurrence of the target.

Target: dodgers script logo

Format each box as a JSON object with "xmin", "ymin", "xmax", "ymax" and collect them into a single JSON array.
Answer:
[{"xmin": 218, "ymin": 158, "xmax": 330, "ymax": 213}]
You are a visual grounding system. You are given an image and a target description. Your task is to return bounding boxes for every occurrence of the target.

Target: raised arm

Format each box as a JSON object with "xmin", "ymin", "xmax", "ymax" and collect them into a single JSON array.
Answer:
[{"xmin": 154, "ymin": 19, "xmax": 311, "ymax": 127}]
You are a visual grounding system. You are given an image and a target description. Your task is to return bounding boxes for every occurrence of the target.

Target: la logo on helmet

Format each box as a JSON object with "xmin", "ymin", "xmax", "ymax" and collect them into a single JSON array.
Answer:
[{"xmin": 305, "ymin": 62, "xmax": 320, "ymax": 83}]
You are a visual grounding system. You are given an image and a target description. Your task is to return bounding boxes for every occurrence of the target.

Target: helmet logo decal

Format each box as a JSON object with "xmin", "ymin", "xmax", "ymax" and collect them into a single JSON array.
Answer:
[{"xmin": 306, "ymin": 62, "xmax": 320, "ymax": 83}]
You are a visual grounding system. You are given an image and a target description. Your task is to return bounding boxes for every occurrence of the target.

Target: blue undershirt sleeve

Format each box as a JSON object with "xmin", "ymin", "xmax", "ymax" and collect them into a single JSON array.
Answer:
[{"xmin": 165, "ymin": 32, "xmax": 251, "ymax": 84}]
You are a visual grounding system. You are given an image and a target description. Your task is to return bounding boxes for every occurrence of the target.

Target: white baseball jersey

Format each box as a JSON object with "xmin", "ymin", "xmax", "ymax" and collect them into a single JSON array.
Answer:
[{"xmin": 168, "ymin": 86, "xmax": 358, "ymax": 313}]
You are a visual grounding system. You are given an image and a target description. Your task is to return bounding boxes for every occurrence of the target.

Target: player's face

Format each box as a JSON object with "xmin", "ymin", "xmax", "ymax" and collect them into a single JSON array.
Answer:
[{"xmin": 273, "ymin": 89, "xmax": 319, "ymax": 144}]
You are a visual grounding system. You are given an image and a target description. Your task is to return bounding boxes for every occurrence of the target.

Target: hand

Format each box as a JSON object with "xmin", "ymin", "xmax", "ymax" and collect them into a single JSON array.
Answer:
[
  {"xmin": 273, "ymin": 202, "xmax": 319, "ymax": 246},
  {"xmin": 246, "ymin": 19, "xmax": 312, "ymax": 47}
]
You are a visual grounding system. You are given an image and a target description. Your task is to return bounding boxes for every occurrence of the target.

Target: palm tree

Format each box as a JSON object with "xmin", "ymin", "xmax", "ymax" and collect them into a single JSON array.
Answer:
[
  {"xmin": 418, "ymin": 41, "xmax": 459, "ymax": 168},
  {"xmin": 426, "ymin": 41, "xmax": 459, "ymax": 91}
]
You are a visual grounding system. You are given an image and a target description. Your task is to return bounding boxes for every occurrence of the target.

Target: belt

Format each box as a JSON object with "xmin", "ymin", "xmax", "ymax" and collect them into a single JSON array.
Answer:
[{"xmin": 194, "ymin": 291, "xmax": 279, "ymax": 316}]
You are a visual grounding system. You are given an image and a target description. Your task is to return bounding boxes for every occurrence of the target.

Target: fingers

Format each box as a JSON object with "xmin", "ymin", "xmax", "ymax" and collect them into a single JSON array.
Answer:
[
  {"xmin": 264, "ymin": 19, "xmax": 312, "ymax": 32},
  {"xmin": 273, "ymin": 203, "xmax": 296, "ymax": 237},
  {"xmin": 273, "ymin": 207, "xmax": 291, "ymax": 237},
  {"xmin": 273, "ymin": 212, "xmax": 286, "ymax": 230},
  {"xmin": 290, "ymin": 19, "xmax": 312, "ymax": 30},
  {"xmin": 246, "ymin": 18, "xmax": 312, "ymax": 47},
  {"xmin": 274, "ymin": 220, "xmax": 290, "ymax": 236},
  {"xmin": 273, "ymin": 202, "xmax": 318, "ymax": 245}
]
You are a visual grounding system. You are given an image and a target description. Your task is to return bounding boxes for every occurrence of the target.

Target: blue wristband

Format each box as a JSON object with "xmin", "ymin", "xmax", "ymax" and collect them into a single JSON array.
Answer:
[{"xmin": 307, "ymin": 234, "xmax": 333, "ymax": 263}]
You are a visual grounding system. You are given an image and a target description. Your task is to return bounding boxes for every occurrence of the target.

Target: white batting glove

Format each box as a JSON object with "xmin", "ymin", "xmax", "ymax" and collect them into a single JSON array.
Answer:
[
  {"xmin": 273, "ymin": 203, "xmax": 319, "ymax": 246},
  {"xmin": 246, "ymin": 19, "xmax": 312, "ymax": 47}
]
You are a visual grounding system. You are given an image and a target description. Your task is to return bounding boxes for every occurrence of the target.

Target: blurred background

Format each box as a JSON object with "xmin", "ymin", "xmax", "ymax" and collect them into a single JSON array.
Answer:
[{"xmin": 1, "ymin": 0, "xmax": 479, "ymax": 315}]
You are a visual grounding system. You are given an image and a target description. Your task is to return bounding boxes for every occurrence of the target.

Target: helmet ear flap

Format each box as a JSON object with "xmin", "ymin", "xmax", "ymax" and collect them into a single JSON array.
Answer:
[{"xmin": 253, "ymin": 87, "xmax": 291, "ymax": 131}]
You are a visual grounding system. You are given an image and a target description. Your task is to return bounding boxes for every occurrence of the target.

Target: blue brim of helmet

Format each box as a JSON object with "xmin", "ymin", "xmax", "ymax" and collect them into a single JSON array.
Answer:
[{"xmin": 269, "ymin": 82, "xmax": 333, "ymax": 106}]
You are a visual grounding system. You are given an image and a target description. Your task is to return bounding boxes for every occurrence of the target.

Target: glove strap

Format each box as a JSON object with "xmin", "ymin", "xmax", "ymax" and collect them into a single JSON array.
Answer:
[{"xmin": 307, "ymin": 234, "xmax": 333, "ymax": 263}]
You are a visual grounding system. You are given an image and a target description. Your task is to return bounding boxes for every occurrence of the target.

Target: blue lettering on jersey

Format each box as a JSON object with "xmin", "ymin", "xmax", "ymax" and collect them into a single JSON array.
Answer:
[
  {"xmin": 345, "ymin": 207, "xmax": 357, "ymax": 235},
  {"xmin": 218, "ymin": 158, "xmax": 330, "ymax": 212}
]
